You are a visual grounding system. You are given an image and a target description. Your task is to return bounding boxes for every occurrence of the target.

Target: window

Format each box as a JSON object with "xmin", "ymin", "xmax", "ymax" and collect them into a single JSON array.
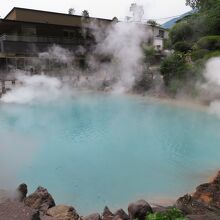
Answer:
[
  {"xmin": 63, "ymin": 31, "xmax": 68, "ymax": 38},
  {"xmin": 63, "ymin": 30, "xmax": 76, "ymax": 39},
  {"xmin": 156, "ymin": 45, "xmax": 161, "ymax": 50},
  {"xmin": 22, "ymin": 26, "xmax": 36, "ymax": 36},
  {"xmin": 158, "ymin": 30, "xmax": 164, "ymax": 38}
]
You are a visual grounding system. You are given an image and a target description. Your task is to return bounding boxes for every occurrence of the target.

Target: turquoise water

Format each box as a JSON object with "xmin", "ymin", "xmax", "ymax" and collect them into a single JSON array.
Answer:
[{"xmin": 1, "ymin": 93, "xmax": 220, "ymax": 214}]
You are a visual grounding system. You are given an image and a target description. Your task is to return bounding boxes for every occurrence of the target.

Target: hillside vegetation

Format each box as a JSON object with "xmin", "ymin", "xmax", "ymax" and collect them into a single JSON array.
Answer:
[{"xmin": 160, "ymin": 0, "xmax": 220, "ymax": 95}]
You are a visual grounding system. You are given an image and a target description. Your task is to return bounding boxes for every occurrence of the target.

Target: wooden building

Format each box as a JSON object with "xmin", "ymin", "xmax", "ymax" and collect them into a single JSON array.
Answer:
[{"xmin": 0, "ymin": 7, "xmax": 113, "ymax": 73}]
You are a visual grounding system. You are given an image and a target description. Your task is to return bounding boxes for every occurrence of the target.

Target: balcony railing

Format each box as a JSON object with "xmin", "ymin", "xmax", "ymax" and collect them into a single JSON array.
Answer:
[{"xmin": 0, "ymin": 34, "xmax": 84, "ymax": 44}]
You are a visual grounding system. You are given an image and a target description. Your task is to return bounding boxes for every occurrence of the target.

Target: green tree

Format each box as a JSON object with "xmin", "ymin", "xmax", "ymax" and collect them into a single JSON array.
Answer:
[
  {"xmin": 160, "ymin": 53, "xmax": 189, "ymax": 87},
  {"xmin": 186, "ymin": 0, "xmax": 201, "ymax": 9},
  {"xmin": 169, "ymin": 22, "xmax": 193, "ymax": 44},
  {"xmin": 174, "ymin": 41, "xmax": 192, "ymax": 53},
  {"xmin": 186, "ymin": 0, "xmax": 216, "ymax": 10},
  {"xmin": 203, "ymin": 2, "xmax": 220, "ymax": 35}
]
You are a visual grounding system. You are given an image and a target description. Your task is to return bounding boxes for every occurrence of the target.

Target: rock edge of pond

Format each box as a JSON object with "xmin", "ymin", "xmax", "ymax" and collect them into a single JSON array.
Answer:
[{"xmin": 1, "ymin": 171, "xmax": 220, "ymax": 220}]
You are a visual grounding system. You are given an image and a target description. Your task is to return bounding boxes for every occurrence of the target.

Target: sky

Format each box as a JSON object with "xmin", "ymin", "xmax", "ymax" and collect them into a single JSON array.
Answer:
[{"xmin": 0, "ymin": 0, "xmax": 191, "ymax": 24}]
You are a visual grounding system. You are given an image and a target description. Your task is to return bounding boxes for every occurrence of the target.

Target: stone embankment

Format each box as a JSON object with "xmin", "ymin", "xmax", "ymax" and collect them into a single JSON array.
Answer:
[{"xmin": 1, "ymin": 172, "xmax": 220, "ymax": 220}]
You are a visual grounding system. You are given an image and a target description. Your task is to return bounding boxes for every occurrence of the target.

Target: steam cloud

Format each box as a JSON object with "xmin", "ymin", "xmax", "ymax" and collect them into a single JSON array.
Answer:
[
  {"xmin": 201, "ymin": 57, "xmax": 220, "ymax": 117},
  {"xmin": 0, "ymin": 73, "xmax": 68, "ymax": 104},
  {"xmin": 94, "ymin": 22, "xmax": 148, "ymax": 93}
]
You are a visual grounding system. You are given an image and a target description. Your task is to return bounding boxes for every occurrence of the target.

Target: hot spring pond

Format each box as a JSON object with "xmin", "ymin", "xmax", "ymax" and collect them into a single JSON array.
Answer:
[{"xmin": 1, "ymin": 93, "xmax": 220, "ymax": 214}]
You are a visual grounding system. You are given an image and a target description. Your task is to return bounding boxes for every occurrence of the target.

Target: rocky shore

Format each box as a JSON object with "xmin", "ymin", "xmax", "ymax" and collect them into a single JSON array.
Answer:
[{"xmin": 1, "ymin": 172, "xmax": 220, "ymax": 220}]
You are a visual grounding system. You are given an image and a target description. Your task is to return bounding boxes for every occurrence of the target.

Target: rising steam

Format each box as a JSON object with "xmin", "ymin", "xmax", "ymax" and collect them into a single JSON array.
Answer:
[
  {"xmin": 0, "ymin": 73, "xmax": 67, "ymax": 104},
  {"xmin": 95, "ymin": 22, "xmax": 148, "ymax": 93},
  {"xmin": 0, "ymin": 21, "xmax": 150, "ymax": 104},
  {"xmin": 200, "ymin": 57, "xmax": 220, "ymax": 117}
]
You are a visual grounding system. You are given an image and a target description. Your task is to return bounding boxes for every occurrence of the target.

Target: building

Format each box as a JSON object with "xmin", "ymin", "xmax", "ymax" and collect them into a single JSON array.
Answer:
[
  {"xmin": 148, "ymin": 24, "xmax": 169, "ymax": 50},
  {"xmin": 0, "ymin": 7, "xmax": 168, "ymax": 73},
  {"xmin": 0, "ymin": 7, "xmax": 114, "ymax": 72}
]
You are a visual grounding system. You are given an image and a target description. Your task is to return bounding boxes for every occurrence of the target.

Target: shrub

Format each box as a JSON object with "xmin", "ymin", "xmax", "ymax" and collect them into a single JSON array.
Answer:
[
  {"xmin": 204, "ymin": 51, "xmax": 220, "ymax": 60},
  {"xmin": 196, "ymin": 35, "xmax": 220, "ymax": 50},
  {"xmin": 169, "ymin": 22, "xmax": 193, "ymax": 44},
  {"xmin": 146, "ymin": 208, "xmax": 186, "ymax": 220},
  {"xmin": 160, "ymin": 53, "xmax": 189, "ymax": 86},
  {"xmin": 143, "ymin": 45, "xmax": 157, "ymax": 64},
  {"xmin": 163, "ymin": 39, "xmax": 172, "ymax": 50},
  {"xmin": 191, "ymin": 49, "xmax": 209, "ymax": 61},
  {"xmin": 174, "ymin": 41, "xmax": 192, "ymax": 53}
]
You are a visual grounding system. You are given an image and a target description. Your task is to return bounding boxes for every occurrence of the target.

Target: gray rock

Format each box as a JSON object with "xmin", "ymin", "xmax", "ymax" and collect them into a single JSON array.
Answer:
[
  {"xmin": 46, "ymin": 205, "xmax": 79, "ymax": 220},
  {"xmin": 128, "ymin": 200, "xmax": 153, "ymax": 220},
  {"xmin": 17, "ymin": 183, "xmax": 28, "ymax": 201},
  {"xmin": 40, "ymin": 215, "xmax": 57, "ymax": 220},
  {"xmin": 84, "ymin": 213, "xmax": 101, "ymax": 220},
  {"xmin": 24, "ymin": 186, "xmax": 55, "ymax": 213},
  {"xmin": 176, "ymin": 194, "xmax": 214, "ymax": 215},
  {"xmin": 102, "ymin": 206, "xmax": 114, "ymax": 220},
  {"xmin": 187, "ymin": 214, "xmax": 220, "ymax": 220},
  {"xmin": 152, "ymin": 205, "xmax": 171, "ymax": 213},
  {"xmin": 0, "ymin": 201, "xmax": 40, "ymax": 220},
  {"xmin": 193, "ymin": 171, "xmax": 220, "ymax": 209},
  {"xmin": 113, "ymin": 209, "xmax": 129, "ymax": 220}
]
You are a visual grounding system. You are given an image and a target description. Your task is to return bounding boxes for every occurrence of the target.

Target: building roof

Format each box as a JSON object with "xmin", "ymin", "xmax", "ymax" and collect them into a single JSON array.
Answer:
[
  {"xmin": 162, "ymin": 10, "xmax": 196, "ymax": 29},
  {"xmin": 4, "ymin": 7, "xmax": 113, "ymax": 27},
  {"xmin": 5, "ymin": 7, "xmax": 113, "ymax": 21}
]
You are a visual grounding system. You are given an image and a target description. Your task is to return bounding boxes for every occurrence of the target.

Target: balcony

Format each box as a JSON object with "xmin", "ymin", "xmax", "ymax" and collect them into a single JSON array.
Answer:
[
  {"xmin": 0, "ymin": 34, "xmax": 89, "ymax": 55},
  {"xmin": 0, "ymin": 34, "xmax": 84, "ymax": 44}
]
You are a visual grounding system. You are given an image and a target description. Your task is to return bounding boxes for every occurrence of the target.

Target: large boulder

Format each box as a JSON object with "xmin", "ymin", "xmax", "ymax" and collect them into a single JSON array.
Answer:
[
  {"xmin": 0, "ymin": 201, "xmax": 40, "ymax": 220},
  {"xmin": 24, "ymin": 186, "xmax": 55, "ymax": 213},
  {"xmin": 152, "ymin": 205, "xmax": 171, "ymax": 213},
  {"xmin": 102, "ymin": 206, "xmax": 114, "ymax": 220},
  {"xmin": 176, "ymin": 194, "xmax": 214, "ymax": 215},
  {"xmin": 128, "ymin": 200, "xmax": 153, "ymax": 220},
  {"xmin": 193, "ymin": 171, "xmax": 220, "ymax": 209},
  {"xmin": 176, "ymin": 171, "xmax": 220, "ymax": 215},
  {"xmin": 84, "ymin": 213, "xmax": 101, "ymax": 220},
  {"xmin": 46, "ymin": 205, "xmax": 79, "ymax": 220}
]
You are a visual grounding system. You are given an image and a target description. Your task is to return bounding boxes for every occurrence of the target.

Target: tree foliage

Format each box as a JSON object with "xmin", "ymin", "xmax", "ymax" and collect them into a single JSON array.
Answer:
[
  {"xmin": 112, "ymin": 17, "xmax": 119, "ymax": 23},
  {"xmin": 158, "ymin": 0, "xmax": 220, "ymax": 94},
  {"xmin": 146, "ymin": 208, "xmax": 186, "ymax": 220},
  {"xmin": 186, "ymin": 0, "xmax": 201, "ymax": 9},
  {"xmin": 160, "ymin": 53, "xmax": 189, "ymax": 86},
  {"xmin": 82, "ymin": 10, "xmax": 89, "ymax": 17},
  {"xmin": 196, "ymin": 35, "xmax": 220, "ymax": 50},
  {"xmin": 169, "ymin": 22, "xmax": 193, "ymax": 44},
  {"xmin": 186, "ymin": 0, "xmax": 217, "ymax": 10},
  {"xmin": 174, "ymin": 41, "xmax": 192, "ymax": 53},
  {"xmin": 147, "ymin": 20, "xmax": 158, "ymax": 26},
  {"xmin": 68, "ymin": 8, "xmax": 75, "ymax": 15}
]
